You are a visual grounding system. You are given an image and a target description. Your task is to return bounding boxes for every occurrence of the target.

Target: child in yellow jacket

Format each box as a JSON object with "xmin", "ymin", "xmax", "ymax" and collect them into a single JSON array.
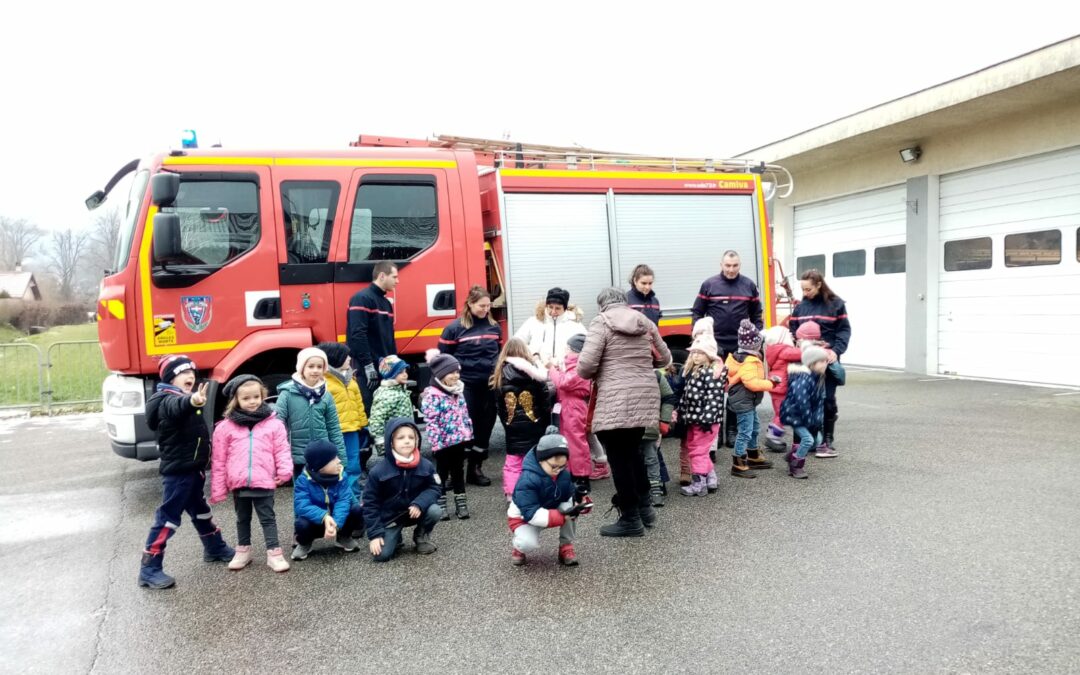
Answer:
[
  {"xmin": 724, "ymin": 320, "xmax": 781, "ymax": 478},
  {"xmin": 319, "ymin": 343, "xmax": 370, "ymax": 499}
]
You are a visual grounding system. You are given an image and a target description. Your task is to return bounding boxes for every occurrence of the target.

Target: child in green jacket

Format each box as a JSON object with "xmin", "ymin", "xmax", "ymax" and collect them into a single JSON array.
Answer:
[
  {"xmin": 367, "ymin": 355, "xmax": 415, "ymax": 455},
  {"xmin": 276, "ymin": 347, "xmax": 346, "ymax": 477}
]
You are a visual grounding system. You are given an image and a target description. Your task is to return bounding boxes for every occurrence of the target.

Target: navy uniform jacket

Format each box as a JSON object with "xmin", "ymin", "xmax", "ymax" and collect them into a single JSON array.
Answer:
[
  {"xmin": 347, "ymin": 284, "xmax": 396, "ymax": 370},
  {"xmin": 691, "ymin": 273, "xmax": 762, "ymax": 353}
]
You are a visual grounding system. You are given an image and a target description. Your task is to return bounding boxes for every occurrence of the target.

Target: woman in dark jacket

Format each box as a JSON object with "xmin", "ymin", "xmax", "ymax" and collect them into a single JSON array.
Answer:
[
  {"xmin": 439, "ymin": 286, "xmax": 502, "ymax": 486},
  {"xmin": 626, "ymin": 264, "xmax": 662, "ymax": 326},
  {"xmin": 492, "ymin": 337, "xmax": 551, "ymax": 499},
  {"xmin": 787, "ymin": 269, "xmax": 852, "ymax": 457}
]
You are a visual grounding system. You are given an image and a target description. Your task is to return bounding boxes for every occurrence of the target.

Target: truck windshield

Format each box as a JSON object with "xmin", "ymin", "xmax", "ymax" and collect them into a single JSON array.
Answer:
[{"xmin": 114, "ymin": 170, "xmax": 149, "ymax": 272}]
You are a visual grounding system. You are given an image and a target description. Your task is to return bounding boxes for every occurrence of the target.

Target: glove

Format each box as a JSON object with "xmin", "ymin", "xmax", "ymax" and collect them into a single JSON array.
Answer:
[
  {"xmin": 546, "ymin": 510, "xmax": 567, "ymax": 528},
  {"xmin": 769, "ymin": 376, "xmax": 782, "ymax": 385},
  {"xmin": 658, "ymin": 422, "xmax": 671, "ymax": 436},
  {"xmin": 365, "ymin": 364, "xmax": 379, "ymax": 389}
]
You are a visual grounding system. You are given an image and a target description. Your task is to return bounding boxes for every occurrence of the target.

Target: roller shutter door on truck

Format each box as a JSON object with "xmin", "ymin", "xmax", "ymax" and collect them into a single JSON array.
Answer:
[
  {"xmin": 938, "ymin": 146, "xmax": 1080, "ymax": 386},
  {"xmin": 793, "ymin": 185, "xmax": 907, "ymax": 369},
  {"xmin": 612, "ymin": 194, "xmax": 760, "ymax": 317},
  {"xmin": 502, "ymin": 193, "xmax": 613, "ymax": 332}
]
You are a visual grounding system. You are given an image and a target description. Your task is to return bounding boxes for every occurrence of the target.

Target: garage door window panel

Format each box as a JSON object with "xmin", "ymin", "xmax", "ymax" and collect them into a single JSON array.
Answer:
[
  {"xmin": 944, "ymin": 237, "xmax": 992, "ymax": 271},
  {"xmin": 874, "ymin": 244, "xmax": 905, "ymax": 274},
  {"xmin": 797, "ymin": 255, "xmax": 825, "ymax": 277},
  {"xmin": 833, "ymin": 250, "xmax": 866, "ymax": 277},
  {"xmin": 1002, "ymin": 229, "xmax": 1061, "ymax": 268}
]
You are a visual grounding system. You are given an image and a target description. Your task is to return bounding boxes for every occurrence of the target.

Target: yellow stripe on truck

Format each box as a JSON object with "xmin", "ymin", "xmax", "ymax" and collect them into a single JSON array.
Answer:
[
  {"xmin": 163, "ymin": 156, "xmax": 456, "ymax": 169},
  {"xmin": 335, "ymin": 328, "xmax": 444, "ymax": 343}
]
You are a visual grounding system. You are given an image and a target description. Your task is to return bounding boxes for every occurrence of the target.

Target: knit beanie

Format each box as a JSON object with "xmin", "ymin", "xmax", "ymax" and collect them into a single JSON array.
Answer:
[
  {"xmin": 303, "ymin": 439, "xmax": 338, "ymax": 472},
  {"xmin": 566, "ymin": 333, "xmax": 586, "ymax": 354},
  {"xmin": 535, "ymin": 425, "xmax": 570, "ymax": 462},
  {"xmin": 379, "ymin": 355, "xmax": 408, "ymax": 381},
  {"xmin": 689, "ymin": 317, "xmax": 718, "ymax": 361},
  {"xmin": 801, "ymin": 345, "xmax": 829, "ymax": 368},
  {"xmin": 159, "ymin": 355, "xmax": 196, "ymax": 384},
  {"xmin": 545, "ymin": 287, "xmax": 570, "ymax": 309},
  {"xmin": 222, "ymin": 373, "xmax": 261, "ymax": 401},
  {"xmin": 762, "ymin": 325, "xmax": 794, "ymax": 348},
  {"xmin": 317, "ymin": 342, "xmax": 351, "ymax": 369},
  {"xmin": 296, "ymin": 347, "xmax": 328, "ymax": 374},
  {"xmin": 426, "ymin": 350, "xmax": 461, "ymax": 380},
  {"xmin": 795, "ymin": 321, "xmax": 822, "ymax": 342},
  {"xmin": 737, "ymin": 319, "xmax": 762, "ymax": 353}
]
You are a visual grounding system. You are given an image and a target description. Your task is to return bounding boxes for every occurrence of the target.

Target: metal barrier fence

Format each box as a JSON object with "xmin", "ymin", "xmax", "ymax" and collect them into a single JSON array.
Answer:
[{"xmin": 0, "ymin": 340, "xmax": 107, "ymax": 414}]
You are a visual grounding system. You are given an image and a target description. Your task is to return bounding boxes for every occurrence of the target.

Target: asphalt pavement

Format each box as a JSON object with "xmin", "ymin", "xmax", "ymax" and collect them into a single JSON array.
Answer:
[{"xmin": 2, "ymin": 370, "xmax": 1078, "ymax": 674}]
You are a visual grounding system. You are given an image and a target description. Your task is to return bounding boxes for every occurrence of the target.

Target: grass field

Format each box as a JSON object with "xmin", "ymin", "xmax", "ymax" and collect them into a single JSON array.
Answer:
[{"xmin": 0, "ymin": 323, "xmax": 108, "ymax": 409}]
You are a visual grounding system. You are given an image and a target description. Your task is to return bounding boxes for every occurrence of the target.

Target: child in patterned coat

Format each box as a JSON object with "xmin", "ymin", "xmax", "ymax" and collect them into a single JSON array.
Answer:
[
  {"xmin": 678, "ymin": 318, "xmax": 726, "ymax": 497},
  {"xmin": 420, "ymin": 351, "xmax": 475, "ymax": 520},
  {"xmin": 368, "ymin": 355, "xmax": 414, "ymax": 456}
]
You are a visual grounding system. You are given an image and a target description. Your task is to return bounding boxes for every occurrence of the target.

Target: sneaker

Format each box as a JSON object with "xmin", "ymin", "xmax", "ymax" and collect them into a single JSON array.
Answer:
[
  {"xmin": 815, "ymin": 443, "xmax": 838, "ymax": 459},
  {"xmin": 649, "ymin": 481, "xmax": 665, "ymax": 507},
  {"xmin": 576, "ymin": 493, "xmax": 595, "ymax": 515},
  {"xmin": 511, "ymin": 548, "xmax": 527, "ymax": 566},
  {"xmin": 266, "ymin": 547, "xmax": 291, "ymax": 572},
  {"xmin": 558, "ymin": 543, "xmax": 579, "ymax": 567},
  {"xmin": 291, "ymin": 543, "xmax": 312, "ymax": 561},
  {"xmin": 413, "ymin": 531, "xmax": 437, "ymax": 555},
  {"xmin": 228, "ymin": 545, "xmax": 253, "ymax": 571},
  {"xmin": 335, "ymin": 536, "xmax": 360, "ymax": 552},
  {"xmin": 705, "ymin": 469, "xmax": 718, "ymax": 493},
  {"xmin": 589, "ymin": 462, "xmax": 611, "ymax": 481}
]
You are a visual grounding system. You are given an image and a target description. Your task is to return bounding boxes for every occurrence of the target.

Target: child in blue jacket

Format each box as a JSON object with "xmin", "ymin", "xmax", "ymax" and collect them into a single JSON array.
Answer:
[
  {"xmin": 507, "ymin": 427, "xmax": 588, "ymax": 567},
  {"xmin": 363, "ymin": 418, "xmax": 444, "ymax": 562},
  {"xmin": 291, "ymin": 440, "xmax": 365, "ymax": 560},
  {"xmin": 780, "ymin": 346, "xmax": 829, "ymax": 479}
]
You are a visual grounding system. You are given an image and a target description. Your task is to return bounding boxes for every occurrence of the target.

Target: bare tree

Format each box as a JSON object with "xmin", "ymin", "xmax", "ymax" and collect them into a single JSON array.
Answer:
[
  {"xmin": 47, "ymin": 228, "xmax": 91, "ymax": 301},
  {"xmin": 88, "ymin": 206, "xmax": 122, "ymax": 274},
  {"xmin": 0, "ymin": 217, "xmax": 44, "ymax": 270}
]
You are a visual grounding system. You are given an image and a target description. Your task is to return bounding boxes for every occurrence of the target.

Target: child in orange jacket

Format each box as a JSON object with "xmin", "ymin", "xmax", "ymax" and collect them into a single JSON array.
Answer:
[{"xmin": 724, "ymin": 320, "xmax": 781, "ymax": 478}]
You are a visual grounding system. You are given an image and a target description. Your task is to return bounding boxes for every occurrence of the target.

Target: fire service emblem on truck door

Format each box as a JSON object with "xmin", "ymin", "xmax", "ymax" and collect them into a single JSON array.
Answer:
[{"xmin": 180, "ymin": 296, "xmax": 213, "ymax": 333}]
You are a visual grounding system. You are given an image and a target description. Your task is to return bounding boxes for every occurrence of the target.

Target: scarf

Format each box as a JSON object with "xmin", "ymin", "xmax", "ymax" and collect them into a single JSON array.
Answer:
[
  {"xmin": 227, "ymin": 404, "xmax": 273, "ymax": 429},
  {"xmin": 328, "ymin": 365, "xmax": 353, "ymax": 387},
  {"xmin": 291, "ymin": 373, "xmax": 326, "ymax": 405},
  {"xmin": 155, "ymin": 383, "xmax": 185, "ymax": 395},
  {"xmin": 310, "ymin": 468, "xmax": 341, "ymax": 487},
  {"xmin": 392, "ymin": 449, "xmax": 420, "ymax": 469},
  {"xmin": 433, "ymin": 375, "xmax": 465, "ymax": 397}
]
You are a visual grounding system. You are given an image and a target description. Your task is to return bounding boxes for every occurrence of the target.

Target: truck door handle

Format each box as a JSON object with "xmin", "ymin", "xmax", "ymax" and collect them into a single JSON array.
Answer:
[
  {"xmin": 432, "ymin": 289, "xmax": 456, "ymax": 311},
  {"xmin": 253, "ymin": 298, "xmax": 281, "ymax": 320}
]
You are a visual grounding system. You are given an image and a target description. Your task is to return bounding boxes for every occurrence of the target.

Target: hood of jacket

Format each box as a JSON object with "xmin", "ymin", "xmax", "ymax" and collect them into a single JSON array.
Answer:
[
  {"xmin": 504, "ymin": 356, "xmax": 548, "ymax": 383},
  {"xmin": 599, "ymin": 303, "xmax": 650, "ymax": 337},
  {"xmin": 535, "ymin": 301, "xmax": 584, "ymax": 324},
  {"xmin": 383, "ymin": 417, "xmax": 422, "ymax": 455}
]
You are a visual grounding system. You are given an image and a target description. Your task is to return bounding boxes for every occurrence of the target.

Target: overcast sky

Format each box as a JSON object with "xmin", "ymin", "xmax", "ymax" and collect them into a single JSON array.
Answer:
[{"xmin": 2, "ymin": 1, "xmax": 1077, "ymax": 235}]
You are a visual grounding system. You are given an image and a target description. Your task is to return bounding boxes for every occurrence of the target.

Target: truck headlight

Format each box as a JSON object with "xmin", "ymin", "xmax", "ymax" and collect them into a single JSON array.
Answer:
[{"xmin": 105, "ymin": 390, "xmax": 143, "ymax": 409}]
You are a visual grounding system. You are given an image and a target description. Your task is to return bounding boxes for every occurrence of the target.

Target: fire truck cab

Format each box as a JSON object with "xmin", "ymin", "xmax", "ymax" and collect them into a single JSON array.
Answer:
[{"xmin": 91, "ymin": 136, "xmax": 790, "ymax": 460}]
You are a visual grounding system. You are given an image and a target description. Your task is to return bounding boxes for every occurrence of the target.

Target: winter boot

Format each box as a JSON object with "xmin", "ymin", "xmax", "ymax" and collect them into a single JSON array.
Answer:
[
  {"xmin": 454, "ymin": 493, "xmax": 470, "ymax": 520},
  {"xmin": 638, "ymin": 494, "xmax": 658, "ymax": 529},
  {"xmin": 559, "ymin": 543, "xmax": 579, "ymax": 567},
  {"xmin": 413, "ymin": 530, "xmax": 437, "ymax": 554},
  {"xmin": 201, "ymin": 529, "xmax": 235, "ymax": 563},
  {"xmin": 649, "ymin": 480, "xmax": 665, "ymax": 507},
  {"xmin": 138, "ymin": 552, "xmax": 176, "ymax": 589},
  {"xmin": 228, "ymin": 545, "xmax": 253, "ymax": 571},
  {"xmin": 680, "ymin": 474, "xmax": 708, "ymax": 497},
  {"xmin": 437, "ymin": 493, "xmax": 450, "ymax": 521},
  {"xmin": 706, "ymin": 469, "xmax": 718, "ymax": 493},
  {"xmin": 266, "ymin": 547, "xmax": 291, "ymax": 572},
  {"xmin": 746, "ymin": 448, "xmax": 774, "ymax": 470},
  {"xmin": 789, "ymin": 454, "xmax": 808, "ymax": 479},
  {"xmin": 511, "ymin": 548, "xmax": 527, "ymax": 566},
  {"xmin": 466, "ymin": 461, "xmax": 493, "ymax": 487},
  {"xmin": 730, "ymin": 455, "xmax": 756, "ymax": 479},
  {"xmin": 589, "ymin": 462, "xmax": 611, "ymax": 481},
  {"xmin": 574, "ymin": 479, "xmax": 594, "ymax": 515},
  {"xmin": 765, "ymin": 424, "xmax": 787, "ymax": 452},
  {"xmin": 599, "ymin": 499, "xmax": 645, "ymax": 538}
]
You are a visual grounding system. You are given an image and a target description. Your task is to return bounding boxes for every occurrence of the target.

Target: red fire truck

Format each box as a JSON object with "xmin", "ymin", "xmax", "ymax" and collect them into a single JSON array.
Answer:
[{"xmin": 88, "ymin": 135, "xmax": 791, "ymax": 459}]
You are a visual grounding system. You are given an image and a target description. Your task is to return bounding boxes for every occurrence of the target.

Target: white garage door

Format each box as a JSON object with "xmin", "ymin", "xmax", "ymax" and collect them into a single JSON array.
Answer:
[
  {"xmin": 938, "ymin": 146, "xmax": 1080, "ymax": 386},
  {"xmin": 502, "ymin": 193, "xmax": 612, "ymax": 332},
  {"xmin": 793, "ymin": 185, "xmax": 907, "ymax": 368}
]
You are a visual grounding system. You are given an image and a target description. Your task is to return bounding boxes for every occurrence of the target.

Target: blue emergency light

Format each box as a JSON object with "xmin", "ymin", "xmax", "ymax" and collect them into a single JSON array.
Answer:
[{"xmin": 181, "ymin": 130, "xmax": 198, "ymax": 149}]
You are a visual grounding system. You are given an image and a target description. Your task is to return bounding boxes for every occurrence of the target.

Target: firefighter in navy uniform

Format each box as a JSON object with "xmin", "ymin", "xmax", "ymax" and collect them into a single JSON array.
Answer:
[
  {"xmin": 347, "ymin": 261, "xmax": 399, "ymax": 412},
  {"xmin": 691, "ymin": 251, "xmax": 763, "ymax": 448}
]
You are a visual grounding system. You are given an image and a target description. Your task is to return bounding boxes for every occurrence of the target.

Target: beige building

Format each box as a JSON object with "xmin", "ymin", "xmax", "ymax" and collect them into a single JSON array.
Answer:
[{"xmin": 743, "ymin": 36, "xmax": 1080, "ymax": 387}]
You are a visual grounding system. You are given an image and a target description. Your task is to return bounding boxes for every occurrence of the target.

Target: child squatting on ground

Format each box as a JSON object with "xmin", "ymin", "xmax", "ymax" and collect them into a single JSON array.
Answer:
[
  {"xmin": 724, "ymin": 320, "xmax": 781, "ymax": 478},
  {"xmin": 367, "ymin": 355, "xmax": 414, "ymax": 456},
  {"xmin": 363, "ymin": 418, "xmax": 444, "ymax": 562},
  {"xmin": 291, "ymin": 439, "xmax": 366, "ymax": 560},
  {"xmin": 275, "ymin": 347, "xmax": 347, "ymax": 477},
  {"xmin": 138, "ymin": 355, "xmax": 234, "ymax": 589},
  {"xmin": 318, "ymin": 341, "xmax": 370, "ymax": 496},
  {"xmin": 421, "ymin": 350, "xmax": 475, "ymax": 521},
  {"xmin": 781, "ymin": 346, "xmax": 829, "ymax": 479},
  {"xmin": 210, "ymin": 374, "xmax": 293, "ymax": 572},
  {"xmin": 678, "ymin": 318, "xmax": 726, "ymax": 497},
  {"xmin": 507, "ymin": 426, "xmax": 588, "ymax": 567}
]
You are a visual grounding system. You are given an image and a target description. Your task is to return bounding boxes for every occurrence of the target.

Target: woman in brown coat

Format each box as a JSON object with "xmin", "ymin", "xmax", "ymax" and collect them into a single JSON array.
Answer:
[{"xmin": 577, "ymin": 287, "xmax": 672, "ymax": 537}]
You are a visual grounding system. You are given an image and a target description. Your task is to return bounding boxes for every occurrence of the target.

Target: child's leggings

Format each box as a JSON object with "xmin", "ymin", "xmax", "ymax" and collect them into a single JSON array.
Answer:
[
  {"xmin": 435, "ymin": 442, "xmax": 467, "ymax": 494},
  {"xmin": 769, "ymin": 393, "xmax": 785, "ymax": 429},
  {"xmin": 503, "ymin": 454, "xmax": 525, "ymax": 496},
  {"xmin": 234, "ymin": 493, "xmax": 279, "ymax": 549},
  {"xmin": 682, "ymin": 424, "xmax": 719, "ymax": 475}
]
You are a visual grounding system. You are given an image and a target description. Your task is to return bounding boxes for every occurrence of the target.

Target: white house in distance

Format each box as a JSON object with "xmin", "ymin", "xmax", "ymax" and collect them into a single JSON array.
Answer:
[
  {"xmin": 0, "ymin": 270, "xmax": 42, "ymax": 322},
  {"xmin": 744, "ymin": 36, "xmax": 1080, "ymax": 388}
]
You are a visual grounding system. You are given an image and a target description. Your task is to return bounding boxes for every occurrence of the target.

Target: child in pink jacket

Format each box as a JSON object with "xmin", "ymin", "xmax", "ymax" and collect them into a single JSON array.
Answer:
[
  {"xmin": 210, "ymin": 374, "xmax": 293, "ymax": 573},
  {"xmin": 762, "ymin": 326, "xmax": 804, "ymax": 452},
  {"xmin": 548, "ymin": 333, "xmax": 594, "ymax": 514}
]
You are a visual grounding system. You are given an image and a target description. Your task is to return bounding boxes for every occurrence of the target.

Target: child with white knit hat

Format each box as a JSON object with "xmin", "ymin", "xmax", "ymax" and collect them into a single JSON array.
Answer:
[{"xmin": 275, "ymin": 346, "xmax": 347, "ymax": 477}]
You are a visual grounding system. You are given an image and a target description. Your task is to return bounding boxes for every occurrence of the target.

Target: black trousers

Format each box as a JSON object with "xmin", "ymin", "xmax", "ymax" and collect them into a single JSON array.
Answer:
[
  {"xmin": 294, "ymin": 504, "xmax": 365, "ymax": 545},
  {"xmin": 463, "ymin": 379, "xmax": 496, "ymax": 459},
  {"xmin": 596, "ymin": 427, "xmax": 648, "ymax": 516},
  {"xmin": 435, "ymin": 442, "xmax": 467, "ymax": 494},
  {"xmin": 824, "ymin": 367, "xmax": 840, "ymax": 439},
  {"xmin": 234, "ymin": 493, "xmax": 279, "ymax": 549}
]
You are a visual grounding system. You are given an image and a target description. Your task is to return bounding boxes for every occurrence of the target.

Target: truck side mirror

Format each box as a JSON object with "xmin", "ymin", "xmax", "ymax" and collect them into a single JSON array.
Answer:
[
  {"xmin": 153, "ymin": 213, "xmax": 182, "ymax": 262},
  {"xmin": 151, "ymin": 173, "xmax": 180, "ymax": 207}
]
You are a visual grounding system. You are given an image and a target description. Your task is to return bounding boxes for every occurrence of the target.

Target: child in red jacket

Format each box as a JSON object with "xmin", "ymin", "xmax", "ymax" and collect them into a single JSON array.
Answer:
[
  {"xmin": 547, "ymin": 334, "xmax": 594, "ymax": 513},
  {"xmin": 762, "ymin": 326, "xmax": 803, "ymax": 452}
]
